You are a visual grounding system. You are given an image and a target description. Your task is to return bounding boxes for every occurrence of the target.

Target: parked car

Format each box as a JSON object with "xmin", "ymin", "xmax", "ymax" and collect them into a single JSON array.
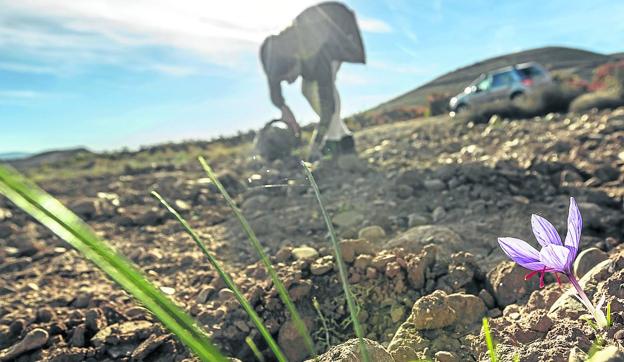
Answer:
[{"xmin": 449, "ymin": 62, "xmax": 552, "ymax": 115}]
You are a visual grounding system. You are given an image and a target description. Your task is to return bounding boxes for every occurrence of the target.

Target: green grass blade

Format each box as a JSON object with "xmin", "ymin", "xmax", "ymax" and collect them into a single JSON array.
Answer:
[
  {"xmin": 482, "ymin": 317, "xmax": 497, "ymax": 362},
  {"xmin": 312, "ymin": 297, "xmax": 331, "ymax": 348},
  {"xmin": 198, "ymin": 156, "xmax": 315, "ymax": 356},
  {"xmin": 301, "ymin": 162, "xmax": 370, "ymax": 362},
  {"xmin": 606, "ymin": 300, "xmax": 612, "ymax": 327},
  {"xmin": 0, "ymin": 164, "xmax": 227, "ymax": 362},
  {"xmin": 152, "ymin": 191, "xmax": 287, "ymax": 362},
  {"xmin": 246, "ymin": 337, "xmax": 266, "ymax": 362}
]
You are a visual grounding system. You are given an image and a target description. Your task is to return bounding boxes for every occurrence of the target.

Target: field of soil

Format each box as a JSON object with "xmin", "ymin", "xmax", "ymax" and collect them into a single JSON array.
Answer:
[{"xmin": 1, "ymin": 107, "xmax": 624, "ymax": 361}]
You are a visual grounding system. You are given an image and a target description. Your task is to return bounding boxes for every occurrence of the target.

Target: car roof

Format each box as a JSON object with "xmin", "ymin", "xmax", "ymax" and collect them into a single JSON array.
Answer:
[{"xmin": 474, "ymin": 62, "xmax": 544, "ymax": 80}]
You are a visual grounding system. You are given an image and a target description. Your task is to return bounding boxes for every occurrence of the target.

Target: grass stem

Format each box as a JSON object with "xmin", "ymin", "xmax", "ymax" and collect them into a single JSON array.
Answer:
[
  {"xmin": 301, "ymin": 162, "xmax": 370, "ymax": 362},
  {"xmin": 198, "ymin": 156, "xmax": 315, "ymax": 356},
  {"xmin": 152, "ymin": 191, "xmax": 286, "ymax": 362}
]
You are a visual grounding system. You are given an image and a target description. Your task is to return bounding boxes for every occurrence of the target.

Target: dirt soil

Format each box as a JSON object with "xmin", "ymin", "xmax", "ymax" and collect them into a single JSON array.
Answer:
[{"xmin": 1, "ymin": 108, "xmax": 623, "ymax": 362}]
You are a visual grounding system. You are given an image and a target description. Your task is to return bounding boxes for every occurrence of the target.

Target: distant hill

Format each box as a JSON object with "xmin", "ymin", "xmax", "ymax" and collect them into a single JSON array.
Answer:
[
  {"xmin": 367, "ymin": 46, "xmax": 616, "ymax": 114},
  {"xmin": 8, "ymin": 147, "xmax": 93, "ymax": 170},
  {"xmin": 0, "ymin": 152, "xmax": 31, "ymax": 161}
]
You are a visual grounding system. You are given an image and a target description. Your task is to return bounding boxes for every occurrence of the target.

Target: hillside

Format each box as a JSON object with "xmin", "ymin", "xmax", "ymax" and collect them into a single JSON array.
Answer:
[{"xmin": 369, "ymin": 46, "xmax": 612, "ymax": 113}]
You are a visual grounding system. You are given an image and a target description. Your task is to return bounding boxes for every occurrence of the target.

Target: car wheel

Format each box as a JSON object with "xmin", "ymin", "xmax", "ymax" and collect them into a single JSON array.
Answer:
[
  {"xmin": 510, "ymin": 92, "xmax": 525, "ymax": 101},
  {"xmin": 455, "ymin": 104, "xmax": 468, "ymax": 114}
]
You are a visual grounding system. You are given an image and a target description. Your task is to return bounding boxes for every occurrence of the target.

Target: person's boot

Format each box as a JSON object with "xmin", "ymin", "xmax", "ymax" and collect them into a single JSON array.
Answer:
[
  {"xmin": 321, "ymin": 140, "xmax": 340, "ymax": 156},
  {"xmin": 338, "ymin": 135, "xmax": 355, "ymax": 154}
]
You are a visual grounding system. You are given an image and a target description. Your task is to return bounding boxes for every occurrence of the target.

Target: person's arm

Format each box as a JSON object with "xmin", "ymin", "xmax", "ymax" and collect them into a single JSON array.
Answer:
[
  {"xmin": 268, "ymin": 77, "xmax": 284, "ymax": 109},
  {"xmin": 267, "ymin": 76, "xmax": 301, "ymax": 137}
]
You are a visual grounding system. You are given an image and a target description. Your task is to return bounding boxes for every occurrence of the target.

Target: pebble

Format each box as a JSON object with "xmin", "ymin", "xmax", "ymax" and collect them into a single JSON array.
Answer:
[
  {"xmin": 432, "ymin": 206, "xmax": 446, "ymax": 222},
  {"xmin": 0, "ymin": 328, "xmax": 48, "ymax": 361},
  {"xmin": 358, "ymin": 225, "xmax": 386, "ymax": 244},
  {"xmin": 424, "ymin": 179, "xmax": 446, "ymax": 191},
  {"xmin": 292, "ymin": 246, "xmax": 319, "ymax": 261},
  {"xmin": 435, "ymin": 351, "xmax": 459, "ymax": 362},
  {"xmin": 310, "ymin": 256, "xmax": 334, "ymax": 275}
]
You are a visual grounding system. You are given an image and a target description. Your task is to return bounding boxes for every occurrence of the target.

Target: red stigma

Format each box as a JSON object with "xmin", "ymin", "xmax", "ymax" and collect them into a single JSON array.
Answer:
[{"xmin": 524, "ymin": 266, "xmax": 552, "ymax": 288}]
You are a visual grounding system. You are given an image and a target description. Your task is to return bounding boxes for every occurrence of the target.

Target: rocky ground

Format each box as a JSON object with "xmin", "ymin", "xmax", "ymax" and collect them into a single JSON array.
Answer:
[{"xmin": 1, "ymin": 107, "xmax": 623, "ymax": 362}]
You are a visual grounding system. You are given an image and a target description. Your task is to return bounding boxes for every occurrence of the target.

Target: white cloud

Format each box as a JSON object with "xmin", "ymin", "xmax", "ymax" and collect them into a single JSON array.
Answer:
[
  {"xmin": 0, "ymin": 1, "xmax": 313, "ymax": 64},
  {"xmin": 147, "ymin": 64, "xmax": 197, "ymax": 77},
  {"xmin": 0, "ymin": 1, "xmax": 390, "ymax": 70},
  {"xmin": 359, "ymin": 17, "xmax": 393, "ymax": 33}
]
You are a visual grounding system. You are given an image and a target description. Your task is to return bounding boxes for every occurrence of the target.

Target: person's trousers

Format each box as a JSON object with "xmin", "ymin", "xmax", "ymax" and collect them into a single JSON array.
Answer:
[{"xmin": 301, "ymin": 61, "xmax": 351, "ymax": 145}]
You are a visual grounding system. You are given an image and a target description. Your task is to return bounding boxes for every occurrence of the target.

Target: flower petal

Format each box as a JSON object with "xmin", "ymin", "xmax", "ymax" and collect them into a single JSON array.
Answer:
[
  {"xmin": 564, "ymin": 197, "xmax": 582, "ymax": 249},
  {"xmin": 531, "ymin": 214, "xmax": 562, "ymax": 246},
  {"xmin": 539, "ymin": 244, "xmax": 575, "ymax": 272},
  {"xmin": 498, "ymin": 237, "xmax": 546, "ymax": 271}
]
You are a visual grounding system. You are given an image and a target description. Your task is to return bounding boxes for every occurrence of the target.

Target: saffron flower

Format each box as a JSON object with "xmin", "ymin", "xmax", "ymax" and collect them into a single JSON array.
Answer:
[{"xmin": 497, "ymin": 197, "xmax": 608, "ymax": 328}]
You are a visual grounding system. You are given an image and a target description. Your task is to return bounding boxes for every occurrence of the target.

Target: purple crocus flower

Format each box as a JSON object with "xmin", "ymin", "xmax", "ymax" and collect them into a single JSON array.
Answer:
[{"xmin": 497, "ymin": 197, "xmax": 608, "ymax": 328}]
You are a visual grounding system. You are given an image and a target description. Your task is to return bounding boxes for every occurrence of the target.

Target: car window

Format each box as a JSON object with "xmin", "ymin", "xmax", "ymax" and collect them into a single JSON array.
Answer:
[
  {"xmin": 476, "ymin": 76, "xmax": 491, "ymax": 91},
  {"xmin": 491, "ymin": 71, "xmax": 514, "ymax": 88},
  {"xmin": 517, "ymin": 66, "xmax": 544, "ymax": 79}
]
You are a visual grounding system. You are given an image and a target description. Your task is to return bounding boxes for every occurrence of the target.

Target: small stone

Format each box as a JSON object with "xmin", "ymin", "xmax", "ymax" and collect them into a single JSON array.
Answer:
[
  {"xmin": 354, "ymin": 255, "xmax": 372, "ymax": 270},
  {"xmin": 159, "ymin": 286, "xmax": 175, "ymax": 295},
  {"xmin": 339, "ymin": 239, "xmax": 375, "ymax": 263},
  {"xmin": 292, "ymin": 246, "xmax": 319, "ymax": 261},
  {"xmin": 274, "ymin": 247, "xmax": 292, "ymax": 262},
  {"xmin": 574, "ymin": 247, "xmax": 608, "ymax": 279},
  {"xmin": 396, "ymin": 184, "xmax": 414, "ymax": 198},
  {"xmin": 288, "ymin": 281, "xmax": 312, "ymax": 301},
  {"xmin": 432, "ymin": 206, "xmax": 446, "ymax": 222},
  {"xmin": 446, "ymin": 293, "xmax": 486, "ymax": 325},
  {"xmin": 408, "ymin": 290, "xmax": 456, "ymax": 330},
  {"xmin": 0, "ymin": 328, "xmax": 48, "ymax": 361},
  {"xmin": 407, "ymin": 213, "xmax": 430, "ymax": 228},
  {"xmin": 174, "ymin": 199, "xmax": 191, "ymax": 211},
  {"xmin": 218, "ymin": 288, "xmax": 235, "ymax": 301},
  {"xmin": 478, "ymin": 289, "xmax": 496, "ymax": 309},
  {"xmin": 595, "ymin": 165, "xmax": 620, "ymax": 183},
  {"xmin": 70, "ymin": 325, "xmax": 86, "ymax": 347},
  {"xmin": 357, "ymin": 226, "xmax": 386, "ymax": 244},
  {"xmin": 125, "ymin": 306, "xmax": 150, "ymax": 320},
  {"xmin": 73, "ymin": 293, "xmax": 92, "ymax": 308},
  {"xmin": 371, "ymin": 254, "xmax": 396, "ymax": 270},
  {"xmin": 487, "ymin": 261, "xmax": 539, "ymax": 307},
  {"xmin": 279, "ymin": 318, "xmax": 314, "ymax": 362},
  {"xmin": 332, "ymin": 211, "xmax": 364, "ymax": 229},
  {"xmin": 36, "ymin": 307, "xmax": 54, "ymax": 323},
  {"xmin": 385, "ymin": 262, "xmax": 402, "ymax": 278},
  {"xmin": 85, "ymin": 308, "xmax": 106, "ymax": 332},
  {"xmin": 435, "ymin": 351, "xmax": 459, "ymax": 362},
  {"xmin": 311, "ymin": 256, "xmax": 334, "ymax": 275},
  {"xmin": 91, "ymin": 321, "xmax": 153, "ymax": 348},
  {"xmin": 305, "ymin": 338, "xmax": 393, "ymax": 362},
  {"xmin": 366, "ymin": 267, "xmax": 378, "ymax": 279},
  {"xmin": 70, "ymin": 198, "xmax": 101, "ymax": 219},
  {"xmin": 196, "ymin": 287, "xmax": 215, "ymax": 304},
  {"xmin": 131, "ymin": 334, "xmax": 169, "ymax": 360},
  {"xmin": 390, "ymin": 304, "xmax": 405, "ymax": 323},
  {"xmin": 424, "ymin": 179, "xmax": 446, "ymax": 191}
]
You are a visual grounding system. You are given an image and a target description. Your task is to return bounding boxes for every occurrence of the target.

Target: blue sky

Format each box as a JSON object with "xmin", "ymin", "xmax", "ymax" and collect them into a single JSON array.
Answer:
[{"xmin": 1, "ymin": 0, "xmax": 623, "ymax": 154}]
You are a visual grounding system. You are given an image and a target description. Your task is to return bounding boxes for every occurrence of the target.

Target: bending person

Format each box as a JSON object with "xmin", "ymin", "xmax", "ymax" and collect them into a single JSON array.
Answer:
[{"xmin": 260, "ymin": 1, "xmax": 366, "ymax": 159}]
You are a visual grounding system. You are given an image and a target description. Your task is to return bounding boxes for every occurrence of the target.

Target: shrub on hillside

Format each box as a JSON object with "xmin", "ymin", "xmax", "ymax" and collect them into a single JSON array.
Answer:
[{"xmin": 570, "ymin": 62, "xmax": 624, "ymax": 112}]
